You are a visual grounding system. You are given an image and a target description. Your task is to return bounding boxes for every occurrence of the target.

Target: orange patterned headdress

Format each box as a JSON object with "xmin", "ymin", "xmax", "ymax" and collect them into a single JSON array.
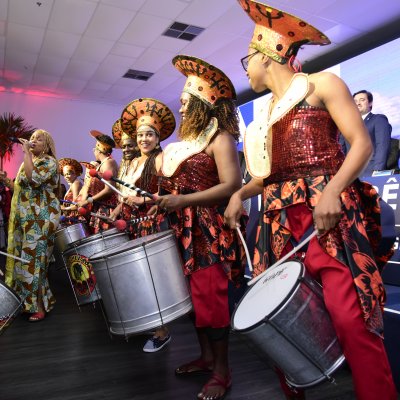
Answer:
[
  {"xmin": 90, "ymin": 130, "xmax": 115, "ymax": 154},
  {"xmin": 120, "ymin": 98, "xmax": 175, "ymax": 141},
  {"xmin": 80, "ymin": 161, "xmax": 98, "ymax": 170},
  {"xmin": 173, "ymin": 55, "xmax": 236, "ymax": 108},
  {"xmin": 112, "ymin": 119, "xmax": 135, "ymax": 149},
  {"xmin": 58, "ymin": 158, "xmax": 83, "ymax": 176},
  {"xmin": 238, "ymin": 0, "xmax": 330, "ymax": 64}
]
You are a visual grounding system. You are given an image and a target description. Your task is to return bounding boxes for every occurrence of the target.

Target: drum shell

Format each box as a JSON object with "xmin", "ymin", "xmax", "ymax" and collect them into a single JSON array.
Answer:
[
  {"xmin": 90, "ymin": 230, "xmax": 192, "ymax": 336},
  {"xmin": 0, "ymin": 281, "xmax": 22, "ymax": 333},
  {"xmin": 64, "ymin": 228, "xmax": 129, "ymax": 305},
  {"xmin": 231, "ymin": 262, "xmax": 345, "ymax": 388},
  {"xmin": 54, "ymin": 222, "xmax": 90, "ymax": 259}
]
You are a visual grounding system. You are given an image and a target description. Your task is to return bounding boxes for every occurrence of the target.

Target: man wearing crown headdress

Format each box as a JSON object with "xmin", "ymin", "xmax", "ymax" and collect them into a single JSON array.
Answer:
[
  {"xmin": 109, "ymin": 119, "xmax": 139, "ymax": 223},
  {"xmin": 225, "ymin": 1, "xmax": 397, "ymax": 399},
  {"xmin": 156, "ymin": 55, "xmax": 246, "ymax": 399}
]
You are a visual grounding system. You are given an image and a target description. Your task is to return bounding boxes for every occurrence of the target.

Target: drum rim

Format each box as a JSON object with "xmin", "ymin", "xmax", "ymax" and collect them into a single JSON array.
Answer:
[
  {"xmin": 63, "ymin": 232, "xmax": 128, "ymax": 258},
  {"xmin": 89, "ymin": 229, "xmax": 175, "ymax": 261},
  {"xmin": 56, "ymin": 222, "xmax": 89, "ymax": 235},
  {"xmin": 231, "ymin": 260, "xmax": 304, "ymax": 332},
  {"xmin": 0, "ymin": 280, "xmax": 22, "ymax": 302},
  {"xmin": 285, "ymin": 354, "xmax": 346, "ymax": 388},
  {"xmin": 71, "ymin": 228, "xmax": 124, "ymax": 246}
]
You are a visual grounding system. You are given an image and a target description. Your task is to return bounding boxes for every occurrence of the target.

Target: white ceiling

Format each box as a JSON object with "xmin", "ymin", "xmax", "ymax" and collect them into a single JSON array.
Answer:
[{"xmin": 1, "ymin": 0, "xmax": 400, "ymax": 116}]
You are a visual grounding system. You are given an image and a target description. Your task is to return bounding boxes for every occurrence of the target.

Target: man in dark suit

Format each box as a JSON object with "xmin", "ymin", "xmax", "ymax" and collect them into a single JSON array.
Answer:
[{"xmin": 353, "ymin": 90, "xmax": 392, "ymax": 174}]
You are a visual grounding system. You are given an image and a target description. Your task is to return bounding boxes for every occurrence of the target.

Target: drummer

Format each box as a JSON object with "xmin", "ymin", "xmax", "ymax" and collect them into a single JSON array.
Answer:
[
  {"xmin": 117, "ymin": 97, "xmax": 176, "ymax": 352},
  {"xmin": 224, "ymin": 1, "xmax": 397, "ymax": 400},
  {"xmin": 154, "ymin": 55, "xmax": 246, "ymax": 400},
  {"xmin": 109, "ymin": 119, "xmax": 139, "ymax": 225},
  {"xmin": 77, "ymin": 132, "xmax": 119, "ymax": 234},
  {"xmin": 59, "ymin": 157, "xmax": 83, "ymax": 223}
]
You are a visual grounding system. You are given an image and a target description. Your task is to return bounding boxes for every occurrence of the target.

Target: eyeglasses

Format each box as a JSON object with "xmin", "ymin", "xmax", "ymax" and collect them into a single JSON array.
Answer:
[{"xmin": 240, "ymin": 51, "xmax": 259, "ymax": 72}]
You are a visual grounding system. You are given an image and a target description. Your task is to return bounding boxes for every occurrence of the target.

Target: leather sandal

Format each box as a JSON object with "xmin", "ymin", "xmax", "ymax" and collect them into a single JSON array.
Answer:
[
  {"xmin": 29, "ymin": 312, "xmax": 45, "ymax": 322},
  {"xmin": 175, "ymin": 358, "xmax": 213, "ymax": 376},
  {"xmin": 197, "ymin": 372, "xmax": 232, "ymax": 400}
]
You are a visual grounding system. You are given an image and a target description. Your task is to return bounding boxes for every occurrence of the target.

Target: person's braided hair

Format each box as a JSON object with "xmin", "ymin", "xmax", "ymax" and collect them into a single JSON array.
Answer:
[
  {"xmin": 32, "ymin": 129, "xmax": 60, "ymax": 195},
  {"xmin": 179, "ymin": 96, "xmax": 240, "ymax": 141},
  {"xmin": 140, "ymin": 144, "xmax": 162, "ymax": 192}
]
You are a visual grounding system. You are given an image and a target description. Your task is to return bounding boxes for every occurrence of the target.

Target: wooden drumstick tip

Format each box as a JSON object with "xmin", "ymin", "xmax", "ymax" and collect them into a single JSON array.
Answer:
[
  {"xmin": 78, "ymin": 207, "xmax": 88, "ymax": 216},
  {"xmin": 102, "ymin": 170, "xmax": 113, "ymax": 181},
  {"xmin": 114, "ymin": 219, "xmax": 127, "ymax": 231},
  {"xmin": 88, "ymin": 169, "xmax": 98, "ymax": 178}
]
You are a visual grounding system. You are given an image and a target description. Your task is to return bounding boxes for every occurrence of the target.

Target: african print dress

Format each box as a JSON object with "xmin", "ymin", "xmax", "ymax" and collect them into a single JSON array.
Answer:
[
  {"xmin": 86, "ymin": 174, "xmax": 118, "ymax": 233},
  {"xmin": 6, "ymin": 155, "xmax": 60, "ymax": 313},
  {"xmin": 160, "ymin": 152, "xmax": 245, "ymax": 285},
  {"xmin": 61, "ymin": 183, "xmax": 83, "ymax": 224}
]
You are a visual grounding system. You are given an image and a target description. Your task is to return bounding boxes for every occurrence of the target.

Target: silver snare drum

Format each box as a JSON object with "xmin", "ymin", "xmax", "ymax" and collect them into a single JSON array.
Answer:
[
  {"xmin": 89, "ymin": 230, "xmax": 192, "ymax": 337},
  {"xmin": 54, "ymin": 222, "xmax": 90, "ymax": 259},
  {"xmin": 231, "ymin": 260, "xmax": 345, "ymax": 388},
  {"xmin": 63, "ymin": 228, "xmax": 129, "ymax": 306},
  {"xmin": 0, "ymin": 281, "xmax": 22, "ymax": 334}
]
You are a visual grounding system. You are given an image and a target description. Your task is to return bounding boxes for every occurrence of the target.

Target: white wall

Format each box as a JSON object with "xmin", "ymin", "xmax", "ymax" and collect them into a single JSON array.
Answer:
[
  {"xmin": 0, "ymin": 92, "xmax": 125, "ymax": 178},
  {"xmin": 0, "ymin": 92, "xmax": 180, "ymax": 180}
]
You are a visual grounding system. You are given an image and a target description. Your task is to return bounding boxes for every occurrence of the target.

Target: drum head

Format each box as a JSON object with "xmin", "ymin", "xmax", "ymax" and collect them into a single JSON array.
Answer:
[
  {"xmin": 90, "ymin": 230, "xmax": 174, "ymax": 261},
  {"xmin": 232, "ymin": 260, "xmax": 303, "ymax": 331}
]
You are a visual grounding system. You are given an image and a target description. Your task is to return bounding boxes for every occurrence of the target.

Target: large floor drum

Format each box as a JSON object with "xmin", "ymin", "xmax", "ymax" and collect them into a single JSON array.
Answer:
[
  {"xmin": 0, "ymin": 281, "xmax": 22, "ymax": 334},
  {"xmin": 63, "ymin": 228, "xmax": 129, "ymax": 305},
  {"xmin": 90, "ymin": 230, "xmax": 192, "ymax": 337},
  {"xmin": 231, "ymin": 260, "xmax": 345, "ymax": 388}
]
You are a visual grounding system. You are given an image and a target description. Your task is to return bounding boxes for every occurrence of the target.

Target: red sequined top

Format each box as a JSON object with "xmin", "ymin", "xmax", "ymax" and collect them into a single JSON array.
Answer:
[
  {"xmin": 266, "ymin": 104, "xmax": 345, "ymax": 183},
  {"xmin": 163, "ymin": 153, "xmax": 220, "ymax": 194}
]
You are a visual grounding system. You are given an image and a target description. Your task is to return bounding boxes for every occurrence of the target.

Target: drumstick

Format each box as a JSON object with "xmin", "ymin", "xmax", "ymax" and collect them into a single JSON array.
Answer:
[
  {"xmin": 0, "ymin": 250, "xmax": 30, "ymax": 267},
  {"xmin": 60, "ymin": 198, "xmax": 114, "ymax": 209},
  {"xmin": 235, "ymin": 227, "xmax": 253, "ymax": 272},
  {"xmin": 113, "ymin": 216, "xmax": 155, "ymax": 232},
  {"xmin": 102, "ymin": 170, "xmax": 157, "ymax": 200},
  {"xmin": 129, "ymin": 215, "xmax": 155, "ymax": 224},
  {"xmin": 78, "ymin": 207, "xmax": 113, "ymax": 222},
  {"xmin": 60, "ymin": 215, "xmax": 80, "ymax": 224},
  {"xmin": 60, "ymin": 199, "xmax": 78, "ymax": 205},
  {"xmin": 247, "ymin": 230, "xmax": 318, "ymax": 287},
  {"xmin": 88, "ymin": 169, "xmax": 125, "ymax": 197}
]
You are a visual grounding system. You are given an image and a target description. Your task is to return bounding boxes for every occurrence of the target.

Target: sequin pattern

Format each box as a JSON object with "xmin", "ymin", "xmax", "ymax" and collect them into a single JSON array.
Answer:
[{"xmin": 266, "ymin": 105, "xmax": 345, "ymax": 183}]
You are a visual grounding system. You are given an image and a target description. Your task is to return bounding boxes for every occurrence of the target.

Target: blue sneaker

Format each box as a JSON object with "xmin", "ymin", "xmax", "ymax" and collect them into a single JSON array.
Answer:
[{"xmin": 142, "ymin": 334, "xmax": 171, "ymax": 353}]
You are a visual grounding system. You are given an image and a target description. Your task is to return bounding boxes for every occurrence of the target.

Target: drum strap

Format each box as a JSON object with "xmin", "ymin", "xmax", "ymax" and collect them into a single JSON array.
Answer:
[{"xmin": 289, "ymin": 223, "xmax": 314, "ymax": 256}]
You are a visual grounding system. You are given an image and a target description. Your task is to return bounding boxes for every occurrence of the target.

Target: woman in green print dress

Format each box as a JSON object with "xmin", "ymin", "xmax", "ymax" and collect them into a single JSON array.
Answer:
[{"xmin": 4, "ymin": 129, "xmax": 60, "ymax": 322}]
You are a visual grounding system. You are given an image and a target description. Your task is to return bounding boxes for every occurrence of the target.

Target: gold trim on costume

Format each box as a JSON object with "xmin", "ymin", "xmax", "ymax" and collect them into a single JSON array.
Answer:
[
  {"xmin": 244, "ymin": 73, "xmax": 309, "ymax": 179},
  {"xmin": 162, "ymin": 117, "xmax": 219, "ymax": 177}
]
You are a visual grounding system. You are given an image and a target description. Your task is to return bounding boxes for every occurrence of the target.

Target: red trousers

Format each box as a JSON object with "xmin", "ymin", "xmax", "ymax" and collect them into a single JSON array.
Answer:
[
  {"xmin": 285, "ymin": 204, "xmax": 397, "ymax": 400},
  {"xmin": 189, "ymin": 263, "xmax": 230, "ymax": 328}
]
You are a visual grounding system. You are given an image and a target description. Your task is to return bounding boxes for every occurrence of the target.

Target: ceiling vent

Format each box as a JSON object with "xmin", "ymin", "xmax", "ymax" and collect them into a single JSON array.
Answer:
[
  {"xmin": 123, "ymin": 69, "xmax": 154, "ymax": 81},
  {"xmin": 163, "ymin": 21, "xmax": 204, "ymax": 41}
]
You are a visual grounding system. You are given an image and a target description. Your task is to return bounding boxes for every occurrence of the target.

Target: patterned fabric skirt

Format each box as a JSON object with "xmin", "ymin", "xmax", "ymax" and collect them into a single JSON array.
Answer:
[
  {"xmin": 253, "ymin": 175, "xmax": 394, "ymax": 337},
  {"xmin": 12, "ymin": 215, "xmax": 57, "ymax": 313}
]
